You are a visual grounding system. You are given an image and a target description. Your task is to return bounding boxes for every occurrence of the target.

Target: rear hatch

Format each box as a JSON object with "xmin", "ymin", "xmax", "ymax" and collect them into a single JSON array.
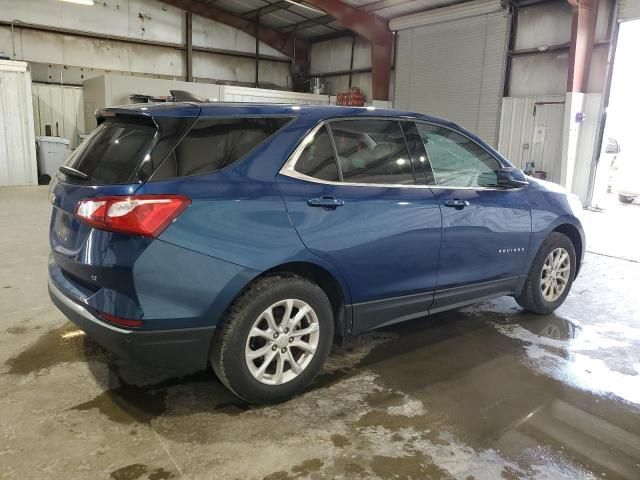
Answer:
[{"xmin": 49, "ymin": 104, "xmax": 200, "ymax": 310}]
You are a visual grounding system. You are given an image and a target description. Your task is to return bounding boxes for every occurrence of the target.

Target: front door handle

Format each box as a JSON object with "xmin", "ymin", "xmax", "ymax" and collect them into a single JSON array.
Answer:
[
  {"xmin": 307, "ymin": 196, "xmax": 345, "ymax": 209},
  {"xmin": 443, "ymin": 198, "xmax": 470, "ymax": 210}
]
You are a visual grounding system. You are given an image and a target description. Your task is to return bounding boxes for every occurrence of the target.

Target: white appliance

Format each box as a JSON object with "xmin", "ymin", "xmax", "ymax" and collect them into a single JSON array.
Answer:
[{"xmin": 35, "ymin": 136, "xmax": 70, "ymax": 184}]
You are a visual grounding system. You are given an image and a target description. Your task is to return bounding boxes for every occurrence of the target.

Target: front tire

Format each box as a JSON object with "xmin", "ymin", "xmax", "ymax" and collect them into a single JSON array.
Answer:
[
  {"xmin": 210, "ymin": 274, "xmax": 334, "ymax": 404},
  {"xmin": 515, "ymin": 232, "xmax": 576, "ymax": 314}
]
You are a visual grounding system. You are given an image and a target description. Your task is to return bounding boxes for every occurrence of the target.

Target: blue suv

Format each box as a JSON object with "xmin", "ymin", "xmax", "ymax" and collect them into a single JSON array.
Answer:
[{"xmin": 48, "ymin": 103, "xmax": 584, "ymax": 403}]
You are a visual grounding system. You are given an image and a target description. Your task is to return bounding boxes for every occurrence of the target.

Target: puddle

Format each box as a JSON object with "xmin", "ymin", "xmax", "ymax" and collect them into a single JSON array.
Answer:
[
  {"xmin": 492, "ymin": 318, "xmax": 640, "ymax": 404},
  {"xmin": 370, "ymin": 453, "xmax": 452, "ymax": 480},
  {"xmin": 262, "ymin": 471, "xmax": 294, "ymax": 480},
  {"xmin": 291, "ymin": 458, "xmax": 324, "ymax": 476},
  {"xmin": 70, "ymin": 370, "xmax": 227, "ymax": 424},
  {"xmin": 352, "ymin": 307, "xmax": 640, "ymax": 479},
  {"xmin": 109, "ymin": 464, "xmax": 175, "ymax": 480},
  {"xmin": 6, "ymin": 325, "xmax": 28, "ymax": 335},
  {"xmin": 110, "ymin": 464, "xmax": 147, "ymax": 480},
  {"xmin": 330, "ymin": 434, "xmax": 351, "ymax": 447},
  {"xmin": 4, "ymin": 323, "xmax": 107, "ymax": 375},
  {"xmin": 72, "ymin": 381, "xmax": 168, "ymax": 425}
]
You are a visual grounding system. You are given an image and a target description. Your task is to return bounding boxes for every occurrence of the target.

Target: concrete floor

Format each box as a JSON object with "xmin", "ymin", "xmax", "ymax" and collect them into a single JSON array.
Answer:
[{"xmin": 1, "ymin": 186, "xmax": 640, "ymax": 480}]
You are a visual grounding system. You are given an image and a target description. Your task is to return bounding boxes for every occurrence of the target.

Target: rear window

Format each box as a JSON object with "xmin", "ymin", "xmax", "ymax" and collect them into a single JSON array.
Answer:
[
  {"xmin": 65, "ymin": 117, "xmax": 156, "ymax": 185},
  {"xmin": 150, "ymin": 117, "xmax": 292, "ymax": 180}
]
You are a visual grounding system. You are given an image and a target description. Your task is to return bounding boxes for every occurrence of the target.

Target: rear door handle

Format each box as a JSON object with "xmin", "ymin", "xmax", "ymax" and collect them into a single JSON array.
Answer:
[
  {"xmin": 307, "ymin": 196, "xmax": 345, "ymax": 209},
  {"xmin": 443, "ymin": 198, "xmax": 470, "ymax": 209}
]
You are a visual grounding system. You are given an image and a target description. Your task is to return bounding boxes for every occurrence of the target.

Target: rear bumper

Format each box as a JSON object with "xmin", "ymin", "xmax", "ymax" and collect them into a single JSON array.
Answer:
[{"xmin": 49, "ymin": 279, "xmax": 214, "ymax": 372}]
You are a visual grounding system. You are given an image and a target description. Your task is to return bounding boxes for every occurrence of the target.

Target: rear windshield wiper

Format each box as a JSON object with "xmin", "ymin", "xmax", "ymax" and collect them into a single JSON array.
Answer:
[{"xmin": 59, "ymin": 166, "xmax": 89, "ymax": 181}]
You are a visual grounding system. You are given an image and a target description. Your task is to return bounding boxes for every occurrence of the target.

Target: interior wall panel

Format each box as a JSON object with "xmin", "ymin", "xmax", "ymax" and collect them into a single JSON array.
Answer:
[
  {"xmin": 0, "ymin": 0, "xmax": 288, "ymax": 87},
  {"xmin": 498, "ymin": 95, "xmax": 566, "ymax": 183}
]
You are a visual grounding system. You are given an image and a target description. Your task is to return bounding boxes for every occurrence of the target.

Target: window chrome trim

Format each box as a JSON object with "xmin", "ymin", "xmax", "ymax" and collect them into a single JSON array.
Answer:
[{"xmin": 278, "ymin": 117, "xmax": 525, "ymax": 192}]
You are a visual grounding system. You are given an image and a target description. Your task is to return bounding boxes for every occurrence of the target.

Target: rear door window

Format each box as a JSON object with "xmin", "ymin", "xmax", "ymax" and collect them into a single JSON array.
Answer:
[
  {"xmin": 64, "ymin": 117, "xmax": 156, "ymax": 185},
  {"xmin": 151, "ymin": 117, "xmax": 291, "ymax": 180},
  {"xmin": 329, "ymin": 119, "xmax": 415, "ymax": 185}
]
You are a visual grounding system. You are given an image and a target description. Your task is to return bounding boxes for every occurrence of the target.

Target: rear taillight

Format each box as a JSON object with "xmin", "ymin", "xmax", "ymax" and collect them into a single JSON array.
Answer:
[
  {"xmin": 99, "ymin": 312, "xmax": 144, "ymax": 328},
  {"xmin": 75, "ymin": 195, "xmax": 191, "ymax": 238}
]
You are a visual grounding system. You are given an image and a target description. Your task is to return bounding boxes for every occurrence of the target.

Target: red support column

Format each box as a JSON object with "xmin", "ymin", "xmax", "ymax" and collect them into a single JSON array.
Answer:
[
  {"xmin": 567, "ymin": 0, "xmax": 599, "ymax": 92},
  {"xmin": 371, "ymin": 37, "xmax": 393, "ymax": 101}
]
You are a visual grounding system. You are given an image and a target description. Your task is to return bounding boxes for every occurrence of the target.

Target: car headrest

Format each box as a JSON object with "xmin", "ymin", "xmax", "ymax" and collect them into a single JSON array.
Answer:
[{"xmin": 372, "ymin": 143, "xmax": 394, "ymax": 161}]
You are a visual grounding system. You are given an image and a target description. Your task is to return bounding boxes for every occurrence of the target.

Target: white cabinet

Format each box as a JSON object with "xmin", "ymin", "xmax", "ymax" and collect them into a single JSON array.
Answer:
[{"xmin": 0, "ymin": 60, "xmax": 37, "ymax": 186}]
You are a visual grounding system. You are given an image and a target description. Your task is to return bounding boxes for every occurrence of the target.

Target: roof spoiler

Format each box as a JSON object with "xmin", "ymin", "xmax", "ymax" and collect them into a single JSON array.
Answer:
[{"xmin": 170, "ymin": 90, "xmax": 206, "ymax": 103}]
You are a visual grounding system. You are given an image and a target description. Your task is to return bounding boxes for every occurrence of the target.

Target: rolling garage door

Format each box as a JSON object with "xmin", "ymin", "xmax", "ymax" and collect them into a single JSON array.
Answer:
[
  {"xmin": 618, "ymin": 0, "xmax": 640, "ymax": 21},
  {"xmin": 390, "ymin": 0, "xmax": 510, "ymax": 147}
]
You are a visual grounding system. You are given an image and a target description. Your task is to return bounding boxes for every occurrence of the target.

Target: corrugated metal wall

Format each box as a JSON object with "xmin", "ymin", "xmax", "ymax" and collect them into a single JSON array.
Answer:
[
  {"xmin": 0, "ymin": 61, "xmax": 37, "ymax": 186},
  {"xmin": 310, "ymin": 37, "xmax": 373, "ymax": 100},
  {"xmin": 0, "ymin": 0, "xmax": 290, "ymax": 87},
  {"xmin": 31, "ymin": 84, "xmax": 84, "ymax": 148},
  {"xmin": 509, "ymin": 1, "xmax": 611, "ymax": 97},
  {"xmin": 618, "ymin": 0, "xmax": 640, "ymax": 20},
  {"xmin": 498, "ymin": 95, "xmax": 566, "ymax": 184}
]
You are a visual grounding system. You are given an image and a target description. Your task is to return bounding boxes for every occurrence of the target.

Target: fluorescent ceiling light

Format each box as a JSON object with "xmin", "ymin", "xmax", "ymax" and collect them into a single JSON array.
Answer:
[
  {"xmin": 284, "ymin": 0, "xmax": 325, "ymax": 15},
  {"xmin": 61, "ymin": 0, "xmax": 95, "ymax": 6}
]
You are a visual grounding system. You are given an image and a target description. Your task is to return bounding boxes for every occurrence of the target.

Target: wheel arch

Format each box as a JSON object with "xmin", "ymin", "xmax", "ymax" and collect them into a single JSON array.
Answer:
[
  {"xmin": 552, "ymin": 223, "xmax": 583, "ymax": 276},
  {"xmin": 260, "ymin": 262, "xmax": 351, "ymax": 337}
]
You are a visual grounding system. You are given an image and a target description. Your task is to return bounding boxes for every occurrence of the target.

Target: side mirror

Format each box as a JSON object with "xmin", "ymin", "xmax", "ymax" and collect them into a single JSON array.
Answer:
[{"xmin": 497, "ymin": 167, "xmax": 528, "ymax": 188}]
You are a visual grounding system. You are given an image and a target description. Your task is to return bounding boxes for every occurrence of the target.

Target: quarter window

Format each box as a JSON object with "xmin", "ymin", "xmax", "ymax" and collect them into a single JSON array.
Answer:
[
  {"xmin": 294, "ymin": 126, "xmax": 340, "ymax": 182},
  {"xmin": 416, "ymin": 124, "xmax": 500, "ymax": 188},
  {"xmin": 152, "ymin": 117, "xmax": 291, "ymax": 180},
  {"xmin": 330, "ymin": 119, "xmax": 415, "ymax": 185}
]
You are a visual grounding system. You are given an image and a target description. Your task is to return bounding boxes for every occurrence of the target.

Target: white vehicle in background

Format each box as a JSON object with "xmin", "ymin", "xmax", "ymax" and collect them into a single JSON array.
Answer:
[{"xmin": 614, "ymin": 152, "xmax": 639, "ymax": 204}]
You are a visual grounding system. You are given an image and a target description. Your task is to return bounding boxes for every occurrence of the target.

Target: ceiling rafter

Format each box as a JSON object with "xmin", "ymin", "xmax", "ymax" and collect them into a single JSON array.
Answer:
[
  {"xmin": 242, "ymin": 0, "xmax": 342, "ymax": 33},
  {"xmin": 281, "ymin": 12, "xmax": 336, "ymax": 32},
  {"xmin": 160, "ymin": 0, "xmax": 309, "ymax": 63}
]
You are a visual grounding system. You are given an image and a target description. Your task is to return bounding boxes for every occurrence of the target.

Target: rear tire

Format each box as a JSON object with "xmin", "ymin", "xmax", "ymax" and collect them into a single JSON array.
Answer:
[
  {"xmin": 515, "ymin": 232, "xmax": 576, "ymax": 314},
  {"xmin": 618, "ymin": 194, "xmax": 635, "ymax": 204},
  {"xmin": 210, "ymin": 274, "xmax": 334, "ymax": 404}
]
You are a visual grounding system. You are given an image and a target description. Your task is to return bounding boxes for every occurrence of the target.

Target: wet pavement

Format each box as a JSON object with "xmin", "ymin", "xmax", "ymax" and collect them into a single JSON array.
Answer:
[{"xmin": 1, "ymin": 186, "xmax": 640, "ymax": 480}]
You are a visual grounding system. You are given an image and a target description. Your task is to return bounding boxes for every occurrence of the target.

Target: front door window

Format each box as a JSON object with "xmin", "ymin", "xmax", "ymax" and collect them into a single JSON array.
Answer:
[{"xmin": 415, "ymin": 124, "xmax": 501, "ymax": 188}]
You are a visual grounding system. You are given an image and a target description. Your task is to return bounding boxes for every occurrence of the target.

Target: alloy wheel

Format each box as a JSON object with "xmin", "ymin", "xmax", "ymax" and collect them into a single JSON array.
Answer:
[
  {"xmin": 245, "ymin": 299, "xmax": 320, "ymax": 385},
  {"xmin": 540, "ymin": 247, "xmax": 571, "ymax": 302}
]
